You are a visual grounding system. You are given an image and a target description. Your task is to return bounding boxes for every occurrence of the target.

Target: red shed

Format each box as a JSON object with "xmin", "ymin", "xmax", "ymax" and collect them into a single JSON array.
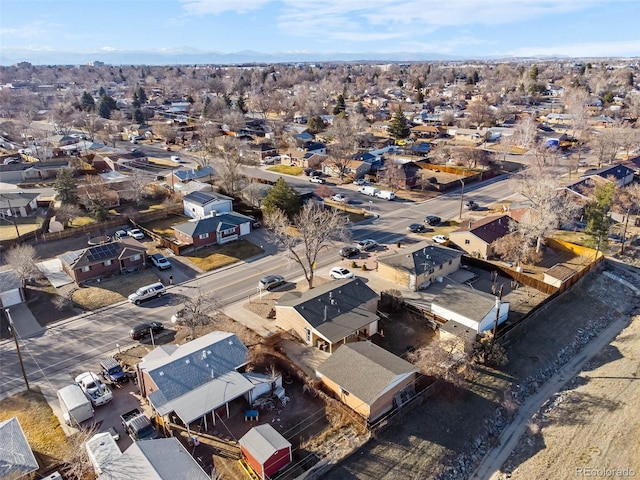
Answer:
[{"xmin": 239, "ymin": 424, "xmax": 292, "ymax": 479}]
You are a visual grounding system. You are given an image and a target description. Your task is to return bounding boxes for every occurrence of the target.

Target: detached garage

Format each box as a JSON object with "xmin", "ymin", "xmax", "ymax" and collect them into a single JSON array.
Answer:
[
  {"xmin": 0, "ymin": 270, "xmax": 25, "ymax": 308},
  {"xmin": 239, "ymin": 424, "xmax": 292, "ymax": 480}
]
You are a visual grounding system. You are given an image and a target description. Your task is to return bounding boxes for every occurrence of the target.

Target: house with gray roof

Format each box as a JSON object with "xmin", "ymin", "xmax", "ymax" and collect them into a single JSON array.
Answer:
[
  {"xmin": 172, "ymin": 211, "xmax": 252, "ymax": 250},
  {"xmin": 432, "ymin": 284, "xmax": 509, "ymax": 335},
  {"xmin": 275, "ymin": 278, "xmax": 379, "ymax": 353},
  {"xmin": 168, "ymin": 166, "xmax": 215, "ymax": 189},
  {"xmin": 0, "ymin": 192, "xmax": 39, "ymax": 217},
  {"xmin": 316, "ymin": 342, "xmax": 418, "ymax": 422},
  {"xmin": 0, "ymin": 417, "xmax": 39, "ymax": 480},
  {"xmin": 448, "ymin": 215, "xmax": 514, "ymax": 259},
  {"xmin": 137, "ymin": 331, "xmax": 251, "ymax": 431},
  {"xmin": 239, "ymin": 424, "xmax": 292, "ymax": 480},
  {"xmin": 97, "ymin": 437, "xmax": 209, "ymax": 480},
  {"xmin": 377, "ymin": 242, "xmax": 463, "ymax": 291},
  {"xmin": 182, "ymin": 190, "xmax": 233, "ymax": 219}
]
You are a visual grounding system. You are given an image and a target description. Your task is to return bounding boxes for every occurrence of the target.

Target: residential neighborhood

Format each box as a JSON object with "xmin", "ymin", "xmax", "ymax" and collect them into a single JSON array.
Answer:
[{"xmin": 1, "ymin": 56, "xmax": 640, "ymax": 480}]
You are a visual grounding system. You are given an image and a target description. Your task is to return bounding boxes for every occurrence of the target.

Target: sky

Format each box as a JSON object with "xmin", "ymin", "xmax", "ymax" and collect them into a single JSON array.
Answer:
[{"xmin": 2, "ymin": 0, "xmax": 640, "ymax": 64}]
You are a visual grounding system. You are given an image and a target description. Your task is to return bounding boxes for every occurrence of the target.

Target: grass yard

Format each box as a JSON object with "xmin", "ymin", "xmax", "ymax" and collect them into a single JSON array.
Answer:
[
  {"xmin": 71, "ymin": 269, "xmax": 161, "ymax": 310},
  {"xmin": 267, "ymin": 164, "xmax": 304, "ymax": 176},
  {"xmin": 185, "ymin": 239, "xmax": 264, "ymax": 271},
  {"xmin": 0, "ymin": 388, "xmax": 68, "ymax": 474},
  {"xmin": 0, "ymin": 222, "xmax": 39, "ymax": 240},
  {"xmin": 142, "ymin": 214, "xmax": 189, "ymax": 237}
]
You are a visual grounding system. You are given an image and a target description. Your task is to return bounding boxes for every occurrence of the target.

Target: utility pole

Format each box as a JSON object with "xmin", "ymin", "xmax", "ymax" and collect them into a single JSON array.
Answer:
[
  {"xmin": 5, "ymin": 309, "xmax": 30, "ymax": 391},
  {"xmin": 458, "ymin": 178, "xmax": 465, "ymax": 220},
  {"xmin": 492, "ymin": 284, "xmax": 504, "ymax": 341},
  {"xmin": 620, "ymin": 208, "xmax": 631, "ymax": 255},
  {"xmin": 2, "ymin": 196, "xmax": 21, "ymax": 238}
]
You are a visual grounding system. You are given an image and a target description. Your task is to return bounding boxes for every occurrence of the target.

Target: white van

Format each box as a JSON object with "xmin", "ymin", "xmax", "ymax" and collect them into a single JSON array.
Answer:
[
  {"xmin": 375, "ymin": 190, "xmax": 396, "ymax": 200},
  {"xmin": 57, "ymin": 384, "xmax": 94, "ymax": 425},
  {"xmin": 358, "ymin": 186, "xmax": 380, "ymax": 197},
  {"xmin": 128, "ymin": 282, "xmax": 166, "ymax": 305},
  {"xmin": 170, "ymin": 155, "xmax": 181, "ymax": 163}
]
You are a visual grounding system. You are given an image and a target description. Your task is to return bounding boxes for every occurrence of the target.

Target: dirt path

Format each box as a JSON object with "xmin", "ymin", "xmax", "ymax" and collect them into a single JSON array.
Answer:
[{"xmin": 471, "ymin": 313, "xmax": 636, "ymax": 480}]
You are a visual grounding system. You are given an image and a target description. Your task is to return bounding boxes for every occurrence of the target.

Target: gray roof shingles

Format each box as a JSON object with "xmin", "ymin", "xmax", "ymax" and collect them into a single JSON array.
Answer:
[
  {"xmin": 378, "ymin": 242, "xmax": 462, "ymax": 276},
  {"xmin": 0, "ymin": 417, "xmax": 39, "ymax": 480},
  {"xmin": 172, "ymin": 212, "xmax": 249, "ymax": 237},
  {"xmin": 239, "ymin": 424, "xmax": 291, "ymax": 466}
]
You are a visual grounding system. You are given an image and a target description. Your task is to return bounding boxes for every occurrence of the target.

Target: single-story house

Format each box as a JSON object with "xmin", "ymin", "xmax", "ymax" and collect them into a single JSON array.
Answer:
[
  {"xmin": 410, "ymin": 124, "xmax": 444, "ymax": 139},
  {"xmin": 275, "ymin": 279, "xmax": 379, "ymax": 353},
  {"xmin": 408, "ymin": 142, "xmax": 432, "ymax": 157},
  {"xmin": 0, "ymin": 417, "xmax": 39, "ymax": 480},
  {"xmin": 60, "ymin": 237, "xmax": 147, "ymax": 284},
  {"xmin": 303, "ymin": 141, "xmax": 326, "ymax": 155},
  {"xmin": 96, "ymin": 438, "xmax": 209, "ymax": 480},
  {"xmin": 316, "ymin": 342, "xmax": 418, "ymax": 423},
  {"xmin": 137, "ymin": 331, "xmax": 251, "ymax": 431},
  {"xmin": 449, "ymin": 128, "xmax": 490, "ymax": 144},
  {"xmin": 0, "ymin": 192, "xmax": 39, "ymax": 217},
  {"xmin": 48, "ymin": 134, "xmax": 77, "ymax": 147},
  {"xmin": 589, "ymin": 163, "xmax": 635, "ymax": 187},
  {"xmin": 0, "ymin": 270, "xmax": 26, "ymax": 307},
  {"xmin": 103, "ymin": 150, "xmax": 148, "ymax": 172},
  {"xmin": 432, "ymin": 284, "xmax": 509, "ymax": 334},
  {"xmin": 448, "ymin": 215, "xmax": 514, "ymax": 259},
  {"xmin": 244, "ymin": 142, "xmax": 277, "ymax": 162},
  {"xmin": 182, "ymin": 191, "xmax": 233, "ymax": 219},
  {"xmin": 172, "ymin": 212, "xmax": 252, "ymax": 249},
  {"xmin": 377, "ymin": 242, "xmax": 463, "ymax": 291},
  {"xmin": 168, "ymin": 166, "xmax": 215, "ymax": 189},
  {"xmin": 239, "ymin": 424, "xmax": 292, "ymax": 480},
  {"xmin": 543, "ymin": 263, "xmax": 577, "ymax": 288},
  {"xmin": 322, "ymin": 159, "xmax": 369, "ymax": 179}
]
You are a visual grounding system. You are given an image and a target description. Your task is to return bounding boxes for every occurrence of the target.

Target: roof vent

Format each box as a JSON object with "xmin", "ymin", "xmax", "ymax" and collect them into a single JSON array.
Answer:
[
  {"xmin": 159, "ymin": 371, "xmax": 164, "ymax": 376},
  {"xmin": 185, "ymin": 359, "xmax": 190, "ymax": 364},
  {"xmin": 331, "ymin": 299, "xmax": 337, "ymax": 305},
  {"xmin": 228, "ymin": 340, "xmax": 233, "ymax": 345}
]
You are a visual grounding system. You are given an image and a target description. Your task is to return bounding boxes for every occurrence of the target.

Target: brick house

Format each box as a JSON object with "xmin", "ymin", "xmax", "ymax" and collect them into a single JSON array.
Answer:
[
  {"xmin": 182, "ymin": 191, "xmax": 233, "ymax": 219},
  {"xmin": 172, "ymin": 212, "xmax": 252, "ymax": 249},
  {"xmin": 448, "ymin": 215, "xmax": 513, "ymax": 259},
  {"xmin": 60, "ymin": 238, "xmax": 147, "ymax": 284}
]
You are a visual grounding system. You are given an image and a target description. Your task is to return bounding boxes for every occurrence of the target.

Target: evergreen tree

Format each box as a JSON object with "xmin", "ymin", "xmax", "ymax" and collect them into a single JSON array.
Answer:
[
  {"xmin": 261, "ymin": 178, "xmax": 302, "ymax": 218},
  {"xmin": 307, "ymin": 116, "xmax": 325, "ymax": 134},
  {"xmin": 201, "ymin": 95, "xmax": 211, "ymax": 119},
  {"xmin": 354, "ymin": 101, "xmax": 365, "ymax": 114},
  {"xmin": 223, "ymin": 93, "xmax": 232, "ymax": 108},
  {"xmin": 388, "ymin": 106, "xmax": 411, "ymax": 140},
  {"xmin": 97, "ymin": 99, "xmax": 111, "ymax": 119},
  {"xmin": 132, "ymin": 91, "xmax": 140, "ymax": 108},
  {"xmin": 98, "ymin": 86, "xmax": 106, "ymax": 97},
  {"xmin": 80, "ymin": 91, "xmax": 95, "ymax": 112},
  {"xmin": 136, "ymin": 86, "xmax": 147, "ymax": 104},
  {"xmin": 236, "ymin": 96, "xmax": 247, "ymax": 114},
  {"xmin": 88, "ymin": 195, "xmax": 109, "ymax": 222},
  {"xmin": 585, "ymin": 182, "xmax": 615, "ymax": 243},
  {"xmin": 133, "ymin": 107, "xmax": 144, "ymax": 124},
  {"xmin": 186, "ymin": 95, "xmax": 194, "ymax": 104},
  {"xmin": 54, "ymin": 168, "xmax": 78, "ymax": 204},
  {"xmin": 333, "ymin": 94, "xmax": 346, "ymax": 115},
  {"xmin": 529, "ymin": 64, "xmax": 539, "ymax": 81},
  {"xmin": 416, "ymin": 90, "xmax": 425, "ymax": 104}
]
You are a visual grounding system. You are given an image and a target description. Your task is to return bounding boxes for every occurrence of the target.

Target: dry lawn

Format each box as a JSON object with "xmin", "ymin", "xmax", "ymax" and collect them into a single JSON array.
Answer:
[
  {"xmin": 71, "ymin": 269, "xmax": 162, "ymax": 310},
  {"xmin": 267, "ymin": 165, "xmax": 304, "ymax": 176},
  {"xmin": 0, "ymin": 389, "xmax": 68, "ymax": 473},
  {"xmin": 500, "ymin": 315, "xmax": 640, "ymax": 479},
  {"xmin": 184, "ymin": 240, "xmax": 264, "ymax": 271}
]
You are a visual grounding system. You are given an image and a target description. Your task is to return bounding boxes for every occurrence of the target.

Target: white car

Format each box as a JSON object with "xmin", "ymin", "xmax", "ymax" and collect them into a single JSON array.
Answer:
[
  {"xmin": 310, "ymin": 176, "xmax": 326, "ymax": 184},
  {"xmin": 75, "ymin": 372, "xmax": 113, "ymax": 406},
  {"xmin": 330, "ymin": 267, "xmax": 354, "ymax": 279},
  {"xmin": 432, "ymin": 235, "xmax": 450, "ymax": 245},
  {"xmin": 331, "ymin": 193, "xmax": 347, "ymax": 202},
  {"xmin": 128, "ymin": 228, "xmax": 144, "ymax": 240}
]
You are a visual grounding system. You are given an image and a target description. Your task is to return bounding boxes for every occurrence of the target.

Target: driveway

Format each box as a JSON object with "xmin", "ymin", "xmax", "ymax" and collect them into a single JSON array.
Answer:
[{"xmin": 37, "ymin": 259, "xmax": 73, "ymax": 288}]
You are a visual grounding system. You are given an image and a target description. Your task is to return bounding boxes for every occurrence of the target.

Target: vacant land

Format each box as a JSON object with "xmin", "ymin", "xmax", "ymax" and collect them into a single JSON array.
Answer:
[
  {"xmin": 498, "ymin": 315, "xmax": 640, "ymax": 479},
  {"xmin": 326, "ymin": 266, "xmax": 639, "ymax": 480}
]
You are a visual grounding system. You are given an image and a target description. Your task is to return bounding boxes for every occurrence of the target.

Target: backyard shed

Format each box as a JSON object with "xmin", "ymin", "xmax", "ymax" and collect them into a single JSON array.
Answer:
[{"xmin": 239, "ymin": 424, "xmax": 292, "ymax": 479}]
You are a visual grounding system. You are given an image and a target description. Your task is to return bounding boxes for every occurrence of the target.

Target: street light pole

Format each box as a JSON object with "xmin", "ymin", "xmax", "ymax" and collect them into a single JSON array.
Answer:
[
  {"xmin": 2, "ymin": 196, "xmax": 21, "ymax": 238},
  {"xmin": 458, "ymin": 178, "xmax": 465, "ymax": 220},
  {"xmin": 5, "ymin": 309, "xmax": 30, "ymax": 391}
]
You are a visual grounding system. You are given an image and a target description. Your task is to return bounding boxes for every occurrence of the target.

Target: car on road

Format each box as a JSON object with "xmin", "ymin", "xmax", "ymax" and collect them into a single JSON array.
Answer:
[
  {"xmin": 127, "ymin": 228, "xmax": 145, "ymax": 240},
  {"xmin": 465, "ymin": 200, "xmax": 479, "ymax": 210},
  {"xmin": 432, "ymin": 235, "xmax": 450, "ymax": 245},
  {"xmin": 258, "ymin": 275, "xmax": 285, "ymax": 291},
  {"xmin": 310, "ymin": 176, "xmax": 326, "ymax": 184},
  {"xmin": 424, "ymin": 215, "xmax": 442, "ymax": 226},
  {"xmin": 407, "ymin": 223, "xmax": 428, "ymax": 233},
  {"xmin": 170, "ymin": 155, "xmax": 182, "ymax": 163},
  {"xmin": 356, "ymin": 239, "xmax": 378, "ymax": 252},
  {"xmin": 129, "ymin": 322, "xmax": 164, "ymax": 340},
  {"xmin": 353, "ymin": 178, "xmax": 368, "ymax": 186},
  {"xmin": 331, "ymin": 193, "xmax": 347, "ymax": 202},
  {"xmin": 149, "ymin": 253, "xmax": 171, "ymax": 270},
  {"xmin": 339, "ymin": 246, "xmax": 359, "ymax": 258},
  {"xmin": 330, "ymin": 267, "xmax": 355, "ymax": 279}
]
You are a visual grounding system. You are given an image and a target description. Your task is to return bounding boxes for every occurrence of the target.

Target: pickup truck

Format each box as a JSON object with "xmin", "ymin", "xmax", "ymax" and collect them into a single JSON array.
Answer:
[
  {"xmin": 75, "ymin": 372, "xmax": 113, "ymax": 406},
  {"xmin": 120, "ymin": 408, "xmax": 161, "ymax": 441}
]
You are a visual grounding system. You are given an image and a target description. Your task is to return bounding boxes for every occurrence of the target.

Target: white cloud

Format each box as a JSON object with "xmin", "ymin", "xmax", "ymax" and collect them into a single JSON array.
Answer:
[
  {"xmin": 0, "ymin": 20, "xmax": 61, "ymax": 40},
  {"xmin": 506, "ymin": 40, "xmax": 640, "ymax": 58},
  {"xmin": 180, "ymin": 0, "xmax": 272, "ymax": 15}
]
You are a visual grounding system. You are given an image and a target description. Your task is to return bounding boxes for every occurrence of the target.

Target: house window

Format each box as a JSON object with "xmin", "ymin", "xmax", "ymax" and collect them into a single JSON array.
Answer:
[
  {"xmin": 305, "ymin": 328, "xmax": 311, "ymax": 343},
  {"xmin": 428, "ymin": 268, "xmax": 434, "ymax": 274},
  {"xmin": 439, "ymin": 265, "xmax": 442, "ymax": 270},
  {"xmin": 465, "ymin": 239, "xmax": 470, "ymax": 245},
  {"xmin": 132, "ymin": 254, "xmax": 141, "ymax": 261},
  {"xmin": 222, "ymin": 227, "xmax": 235, "ymax": 235},
  {"xmin": 199, "ymin": 233, "xmax": 209, "ymax": 240},
  {"xmin": 104, "ymin": 260, "xmax": 112, "ymax": 266},
  {"xmin": 81, "ymin": 266, "xmax": 90, "ymax": 272},
  {"xmin": 449, "ymin": 260, "xmax": 452, "ymax": 265}
]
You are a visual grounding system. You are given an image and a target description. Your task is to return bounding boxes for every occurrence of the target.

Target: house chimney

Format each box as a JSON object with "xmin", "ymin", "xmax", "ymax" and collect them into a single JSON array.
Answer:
[{"xmin": 324, "ymin": 306, "xmax": 327, "ymax": 322}]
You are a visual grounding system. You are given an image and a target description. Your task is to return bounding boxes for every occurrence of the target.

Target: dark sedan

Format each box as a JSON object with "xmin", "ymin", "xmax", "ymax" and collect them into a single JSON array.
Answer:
[
  {"xmin": 339, "ymin": 246, "xmax": 359, "ymax": 258},
  {"xmin": 407, "ymin": 223, "xmax": 428, "ymax": 233},
  {"xmin": 129, "ymin": 322, "xmax": 164, "ymax": 340}
]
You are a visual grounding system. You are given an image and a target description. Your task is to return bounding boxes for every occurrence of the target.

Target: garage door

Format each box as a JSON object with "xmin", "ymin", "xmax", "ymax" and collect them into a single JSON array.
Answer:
[{"xmin": 0, "ymin": 288, "xmax": 23, "ymax": 307}]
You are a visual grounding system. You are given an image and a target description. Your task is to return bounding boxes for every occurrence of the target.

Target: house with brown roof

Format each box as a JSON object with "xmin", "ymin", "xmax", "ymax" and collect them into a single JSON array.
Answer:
[
  {"xmin": 275, "ymin": 279, "xmax": 379, "ymax": 353},
  {"xmin": 316, "ymin": 342, "xmax": 418, "ymax": 422},
  {"xmin": 60, "ymin": 237, "xmax": 147, "ymax": 284},
  {"xmin": 377, "ymin": 242, "xmax": 463, "ymax": 291},
  {"xmin": 448, "ymin": 215, "xmax": 513, "ymax": 259},
  {"xmin": 103, "ymin": 149, "xmax": 148, "ymax": 172}
]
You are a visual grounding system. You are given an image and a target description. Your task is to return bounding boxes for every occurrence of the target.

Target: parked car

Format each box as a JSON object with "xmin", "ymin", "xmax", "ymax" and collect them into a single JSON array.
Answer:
[
  {"xmin": 330, "ymin": 267, "xmax": 354, "ymax": 279},
  {"xmin": 170, "ymin": 155, "xmax": 181, "ymax": 163},
  {"xmin": 258, "ymin": 275, "xmax": 285, "ymax": 291},
  {"xmin": 407, "ymin": 223, "xmax": 428, "ymax": 233},
  {"xmin": 149, "ymin": 253, "xmax": 171, "ymax": 270},
  {"xmin": 331, "ymin": 193, "xmax": 347, "ymax": 202},
  {"xmin": 465, "ymin": 200, "xmax": 479, "ymax": 210},
  {"xmin": 75, "ymin": 372, "xmax": 113, "ymax": 406},
  {"xmin": 339, "ymin": 246, "xmax": 359, "ymax": 258},
  {"xmin": 128, "ymin": 282, "xmax": 166, "ymax": 305},
  {"xmin": 424, "ymin": 215, "xmax": 442, "ymax": 226},
  {"xmin": 127, "ymin": 228, "xmax": 144, "ymax": 240},
  {"xmin": 356, "ymin": 239, "xmax": 378, "ymax": 252},
  {"xmin": 353, "ymin": 178, "xmax": 368, "ymax": 186},
  {"xmin": 310, "ymin": 170, "xmax": 323, "ymax": 177},
  {"xmin": 303, "ymin": 168, "xmax": 315, "ymax": 176},
  {"xmin": 432, "ymin": 235, "xmax": 450, "ymax": 245},
  {"xmin": 129, "ymin": 322, "xmax": 164, "ymax": 340},
  {"xmin": 310, "ymin": 176, "xmax": 326, "ymax": 184},
  {"xmin": 114, "ymin": 229, "xmax": 128, "ymax": 240},
  {"xmin": 99, "ymin": 358, "xmax": 129, "ymax": 385}
]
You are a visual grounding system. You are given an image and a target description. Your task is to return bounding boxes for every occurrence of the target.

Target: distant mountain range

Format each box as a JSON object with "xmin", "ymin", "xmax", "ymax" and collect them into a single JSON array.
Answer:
[{"xmin": 0, "ymin": 47, "xmax": 496, "ymax": 66}]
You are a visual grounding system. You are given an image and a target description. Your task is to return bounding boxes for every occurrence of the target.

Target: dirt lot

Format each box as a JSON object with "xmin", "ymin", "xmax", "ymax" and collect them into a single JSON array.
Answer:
[
  {"xmin": 499, "ymin": 315, "xmax": 640, "ymax": 479},
  {"xmin": 326, "ymin": 265, "xmax": 640, "ymax": 480}
]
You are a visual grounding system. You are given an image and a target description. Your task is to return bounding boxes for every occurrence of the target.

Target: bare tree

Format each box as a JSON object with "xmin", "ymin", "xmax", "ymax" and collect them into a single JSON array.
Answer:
[
  {"xmin": 54, "ymin": 203, "xmax": 83, "ymax": 227},
  {"xmin": 325, "ymin": 116, "xmax": 361, "ymax": 181},
  {"xmin": 408, "ymin": 337, "xmax": 471, "ymax": 387},
  {"xmin": 6, "ymin": 245, "xmax": 40, "ymax": 287},
  {"xmin": 242, "ymin": 181, "xmax": 266, "ymax": 208},
  {"xmin": 60, "ymin": 424, "xmax": 99, "ymax": 480},
  {"xmin": 174, "ymin": 290, "xmax": 222, "ymax": 340},
  {"xmin": 512, "ymin": 114, "xmax": 538, "ymax": 149},
  {"xmin": 590, "ymin": 126, "xmax": 619, "ymax": 168},
  {"xmin": 265, "ymin": 202, "xmax": 350, "ymax": 289},
  {"xmin": 378, "ymin": 159, "xmax": 406, "ymax": 192},
  {"xmin": 128, "ymin": 169, "xmax": 154, "ymax": 203},
  {"xmin": 216, "ymin": 145, "xmax": 246, "ymax": 196},
  {"xmin": 492, "ymin": 229, "xmax": 542, "ymax": 266},
  {"xmin": 471, "ymin": 332, "xmax": 508, "ymax": 367},
  {"xmin": 564, "ymin": 87, "xmax": 590, "ymax": 140}
]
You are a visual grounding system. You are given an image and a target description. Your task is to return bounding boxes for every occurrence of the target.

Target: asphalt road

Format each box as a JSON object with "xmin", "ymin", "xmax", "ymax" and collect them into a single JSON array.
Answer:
[{"xmin": 0, "ymin": 174, "xmax": 517, "ymax": 400}]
